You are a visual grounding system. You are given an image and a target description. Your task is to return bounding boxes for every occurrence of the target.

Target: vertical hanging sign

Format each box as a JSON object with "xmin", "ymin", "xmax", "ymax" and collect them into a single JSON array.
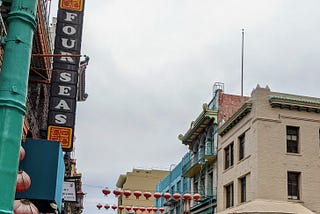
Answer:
[{"xmin": 47, "ymin": 0, "xmax": 85, "ymax": 151}]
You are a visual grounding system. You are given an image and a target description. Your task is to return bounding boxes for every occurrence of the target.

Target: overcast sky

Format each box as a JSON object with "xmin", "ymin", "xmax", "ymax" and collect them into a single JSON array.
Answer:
[{"xmin": 50, "ymin": 0, "xmax": 320, "ymax": 213}]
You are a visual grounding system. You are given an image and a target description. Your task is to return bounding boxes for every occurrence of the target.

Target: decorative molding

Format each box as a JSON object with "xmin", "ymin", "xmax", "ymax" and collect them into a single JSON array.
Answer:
[
  {"xmin": 179, "ymin": 103, "xmax": 217, "ymax": 147},
  {"xmin": 218, "ymin": 101, "xmax": 252, "ymax": 137},
  {"xmin": 269, "ymin": 95, "xmax": 320, "ymax": 113}
]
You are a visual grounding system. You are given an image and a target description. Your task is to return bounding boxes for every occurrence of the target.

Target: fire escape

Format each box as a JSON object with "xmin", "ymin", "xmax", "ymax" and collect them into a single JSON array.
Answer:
[
  {"xmin": 1, "ymin": 0, "xmax": 53, "ymax": 80},
  {"xmin": 31, "ymin": 0, "xmax": 53, "ymax": 83},
  {"xmin": 1, "ymin": 0, "xmax": 53, "ymax": 137}
]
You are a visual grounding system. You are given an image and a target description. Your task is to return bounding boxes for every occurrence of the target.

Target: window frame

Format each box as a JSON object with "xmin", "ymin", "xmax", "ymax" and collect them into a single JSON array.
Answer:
[
  {"xmin": 207, "ymin": 171, "xmax": 214, "ymax": 196},
  {"xmin": 238, "ymin": 133, "xmax": 245, "ymax": 161},
  {"xmin": 287, "ymin": 171, "xmax": 300, "ymax": 200},
  {"xmin": 286, "ymin": 126, "xmax": 299, "ymax": 153},
  {"xmin": 239, "ymin": 176, "xmax": 246, "ymax": 203},
  {"xmin": 193, "ymin": 177, "xmax": 199, "ymax": 194},
  {"xmin": 224, "ymin": 142, "xmax": 234, "ymax": 170},
  {"xmin": 225, "ymin": 182, "xmax": 234, "ymax": 208}
]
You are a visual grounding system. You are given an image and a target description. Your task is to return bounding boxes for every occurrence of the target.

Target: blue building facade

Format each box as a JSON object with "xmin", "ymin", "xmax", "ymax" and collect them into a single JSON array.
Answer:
[{"xmin": 155, "ymin": 160, "xmax": 191, "ymax": 214}]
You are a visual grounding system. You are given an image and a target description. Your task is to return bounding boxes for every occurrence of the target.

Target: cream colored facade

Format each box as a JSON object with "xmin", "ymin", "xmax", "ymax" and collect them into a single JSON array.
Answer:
[
  {"xmin": 217, "ymin": 85, "xmax": 320, "ymax": 213},
  {"xmin": 116, "ymin": 168, "xmax": 169, "ymax": 214}
]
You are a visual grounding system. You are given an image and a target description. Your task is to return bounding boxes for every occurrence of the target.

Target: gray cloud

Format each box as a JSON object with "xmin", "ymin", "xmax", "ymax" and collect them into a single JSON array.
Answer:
[{"xmin": 47, "ymin": 0, "xmax": 320, "ymax": 212}]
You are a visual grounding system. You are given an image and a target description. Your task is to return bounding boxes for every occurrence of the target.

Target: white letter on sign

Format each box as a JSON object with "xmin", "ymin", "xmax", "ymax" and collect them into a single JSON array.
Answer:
[
  {"xmin": 58, "ymin": 85, "xmax": 71, "ymax": 96},
  {"xmin": 60, "ymin": 72, "xmax": 72, "ymax": 82},
  {"xmin": 55, "ymin": 114, "xmax": 67, "ymax": 124},
  {"xmin": 63, "ymin": 26, "xmax": 76, "ymax": 35},
  {"xmin": 61, "ymin": 38, "xmax": 76, "ymax": 49},
  {"xmin": 55, "ymin": 100, "xmax": 71, "ymax": 110},
  {"xmin": 64, "ymin": 12, "xmax": 78, "ymax": 22},
  {"xmin": 59, "ymin": 51, "xmax": 75, "ymax": 63}
]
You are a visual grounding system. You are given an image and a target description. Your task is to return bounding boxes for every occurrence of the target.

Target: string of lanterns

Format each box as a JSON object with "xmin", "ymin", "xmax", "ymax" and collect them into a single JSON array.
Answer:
[
  {"xmin": 101, "ymin": 188, "xmax": 201, "ymax": 200},
  {"xmin": 97, "ymin": 188, "xmax": 202, "ymax": 211},
  {"xmin": 96, "ymin": 204, "xmax": 166, "ymax": 212},
  {"xmin": 14, "ymin": 144, "xmax": 40, "ymax": 214}
]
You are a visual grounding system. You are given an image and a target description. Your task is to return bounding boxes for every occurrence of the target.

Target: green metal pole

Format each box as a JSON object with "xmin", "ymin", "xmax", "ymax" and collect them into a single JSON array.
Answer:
[{"xmin": 0, "ymin": 0, "xmax": 37, "ymax": 213}]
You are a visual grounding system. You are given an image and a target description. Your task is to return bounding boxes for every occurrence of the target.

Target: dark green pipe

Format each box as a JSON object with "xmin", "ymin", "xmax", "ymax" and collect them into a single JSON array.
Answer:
[{"xmin": 0, "ymin": 0, "xmax": 37, "ymax": 213}]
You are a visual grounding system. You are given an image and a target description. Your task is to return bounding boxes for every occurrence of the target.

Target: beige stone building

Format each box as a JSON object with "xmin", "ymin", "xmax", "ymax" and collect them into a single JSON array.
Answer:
[
  {"xmin": 116, "ymin": 168, "xmax": 169, "ymax": 214},
  {"xmin": 216, "ymin": 85, "xmax": 320, "ymax": 213}
]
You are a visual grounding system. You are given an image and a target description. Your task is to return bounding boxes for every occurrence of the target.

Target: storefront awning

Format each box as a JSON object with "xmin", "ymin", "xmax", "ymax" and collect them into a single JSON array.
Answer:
[{"xmin": 217, "ymin": 199, "xmax": 315, "ymax": 214}]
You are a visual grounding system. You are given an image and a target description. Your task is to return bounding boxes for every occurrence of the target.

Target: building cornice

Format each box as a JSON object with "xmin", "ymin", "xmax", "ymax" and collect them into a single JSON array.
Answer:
[
  {"xmin": 116, "ymin": 174, "xmax": 127, "ymax": 188},
  {"xmin": 178, "ymin": 103, "xmax": 217, "ymax": 146},
  {"xmin": 269, "ymin": 95, "xmax": 320, "ymax": 113},
  {"xmin": 218, "ymin": 101, "xmax": 253, "ymax": 137}
]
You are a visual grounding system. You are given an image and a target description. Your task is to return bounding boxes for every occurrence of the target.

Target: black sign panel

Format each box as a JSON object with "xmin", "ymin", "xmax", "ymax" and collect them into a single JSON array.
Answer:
[
  {"xmin": 48, "ymin": 111, "xmax": 75, "ymax": 127},
  {"xmin": 53, "ymin": 62, "xmax": 79, "ymax": 72},
  {"xmin": 57, "ymin": 9, "xmax": 83, "ymax": 25},
  {"xmin": 49, "ymin": 97, "xmax": 76, "ymax": 113},
  {"xmin": 54, "ymin": 35, "xmax": 82, "ymax": 52},
  {"xmin": 51, "ymin": 70, "xmax": 78, "ymax": 85},
  {"xmin": 47, "ymin": 0, "xmax": 85, "ymax": 152},
  {"xmin": 51, "ymin": 83, "xmax": 77, "ymax": 99},
  {"xmin": 53, "ymin": 48, "xmax": 81, "ymax": 66}
]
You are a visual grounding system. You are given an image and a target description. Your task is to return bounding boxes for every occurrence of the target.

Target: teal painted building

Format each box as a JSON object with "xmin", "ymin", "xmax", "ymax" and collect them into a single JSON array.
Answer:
[{"xmin": 155, "ymin": 160, "xmax": 191, "ymax": 214}]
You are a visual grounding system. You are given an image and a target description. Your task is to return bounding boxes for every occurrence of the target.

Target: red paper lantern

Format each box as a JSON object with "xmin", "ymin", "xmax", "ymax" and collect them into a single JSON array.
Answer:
[
  {"xmin": 143, "ymin": 191, "xmax": 152, "ymax": 200},
  {"xmin": 102, "ymin": 188, "xmax": 111, "ymax": 196},
  {"xmin": 183, "ymin": 193, "xmax": 192, "ymax": 200},
  {"xmin": 19, "ymin": 146, "xmax": 25, "ymax": 161},
  {"xmin": 163, "ymin": 192, "xmax": 171, "ymax": 200},
  {"xmin": 133, "ymin": 190, "xmax": 142, "ymax": 199},
  {"xmin": 193, "ymin": 193, "xmax": 201, "ymax": 200},
  {"xmin": 16, "ymin": 170, "xmax": 31, "ymax": 193},
  {"xmin": 154, "ymin": 192, "xmax": 162, "ymax": 199},
  {"xmin": 152, "ymin": 207, "xmax": 158, "ymax": 212},
  {"xmin": 146, "ymin": 207, "xmax": 153, "ymax": 212},
  {"xmin": 140, "ymin": 207, "xmax": 146, "ymax": 212},
  {"xmin": 104, "ymin": 204, "xmax": 110, "ymax": 209},
  {"xmin": 111, "ymin": 205, "xmax": 117, "ymax": 210},
  {"xmin": 118, "ymin": 205, "xmax": 124, "ymax": 210},
  {"xmin": 14, "ymin": 199, "xmax": 39, "ymax": 214},
  {"xmin": 123, "ymin": 190, "xmax": 132, "ymax": 198},
  {"xmin": 159, "ymin": 207, "xmax": 165, "ymax": 213},
  {"xmin": 125, "ymin": 206, "xmax": 132, "ymax": 211},
  {"xmin": 173, "ymin": 193, "xmax": 181, "ymax": 200},
  {"xmin": 96, "ymin": 203, "xmax": 102, "ymax": 209},
  {"xmin": 113, "ymin": 189, "xmax": 122, "ymax": 197},
  {"xmin": 133, "ymin": 207, "xmax": 139, "ymax": 211}
]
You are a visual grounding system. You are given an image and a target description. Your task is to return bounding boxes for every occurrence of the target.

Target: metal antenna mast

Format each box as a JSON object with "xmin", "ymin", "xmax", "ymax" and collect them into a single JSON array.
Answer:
[{"xmin": 241, "ymin": 28, "xmax": 245, "ymax": 98}]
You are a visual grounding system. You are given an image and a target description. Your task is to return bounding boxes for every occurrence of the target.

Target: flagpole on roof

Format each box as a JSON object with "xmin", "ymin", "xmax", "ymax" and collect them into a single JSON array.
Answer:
[{"xmin": 241, "ymin": 28, "xmax": 245, "ymax": 98}]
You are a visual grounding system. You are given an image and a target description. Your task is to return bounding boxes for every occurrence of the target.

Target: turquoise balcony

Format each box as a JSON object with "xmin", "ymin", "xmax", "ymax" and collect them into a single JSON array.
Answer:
[{"xmin": 182, "ymin": 142, "xmax": 216, "ymax": 177}]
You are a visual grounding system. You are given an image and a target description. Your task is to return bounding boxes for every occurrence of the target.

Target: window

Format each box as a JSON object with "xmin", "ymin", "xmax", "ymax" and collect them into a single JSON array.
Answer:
[
  {"xmin": 239, "ymin": 134, "xmax": 245, "ymax": 160},
  {"xmin": 287, "ymin": 126, "xmax": 299, "ymax": 153},
  {"xmin": 183, "ymin": 178, "xmax": 188, "ymax": 193},
  {"xmin": 200, "ymin": 172, "xmax": 205, "ymax": 196},
  {"xmin": 177, "ymin": 180, "xmax": 181, "ymax": 193},
  {"xmin": 288, "ymin": 172, "xmax": 300, "ymax": 200},
  {"xmin": 239, "ymin": 176, "xmax": 246, "ymax": 203},
  {"xmin": 225, "ymin": 183, "xmax": 234, "ymax": 208},
  {"xmin": 170, "ymin": 185, "xmax": 174, "ymax": 195},
  {"xmin": 207, "ymin": 171, "xmax": 213, "ymax": 196},
  {"xmin": 224, "ymin": 142, "xmax": 234, "ymax": 169},
  {"xmin": 194, "ymin": 179, "xmax": 198, "ymax": 194}
]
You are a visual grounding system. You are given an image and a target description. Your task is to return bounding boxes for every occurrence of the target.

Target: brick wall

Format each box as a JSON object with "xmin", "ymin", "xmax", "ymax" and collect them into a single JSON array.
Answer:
[{"xmin": 218, "ymin": 91, "xmax": 249, "ymax": 123}]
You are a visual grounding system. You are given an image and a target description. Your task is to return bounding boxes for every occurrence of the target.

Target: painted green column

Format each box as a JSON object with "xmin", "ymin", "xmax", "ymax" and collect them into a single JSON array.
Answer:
[{"xmin": 0, "ymin": 0, "xmax": 37, "ymax": 213}]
